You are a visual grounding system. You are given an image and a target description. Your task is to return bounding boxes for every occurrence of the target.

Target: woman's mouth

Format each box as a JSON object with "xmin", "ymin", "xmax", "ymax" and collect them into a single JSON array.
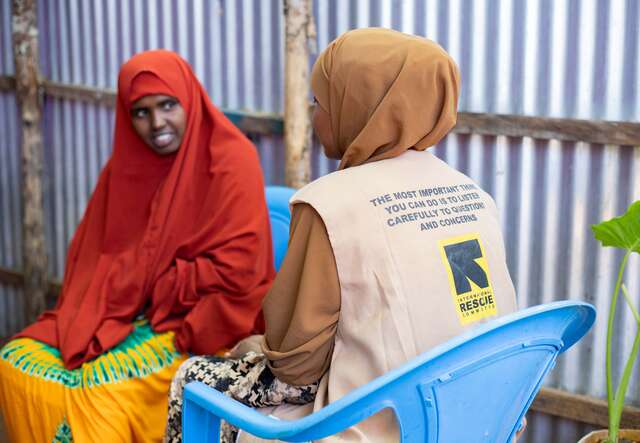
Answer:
[{"xmin": 152, "ymin": 132, "xmax": 175, "ymax": 148}]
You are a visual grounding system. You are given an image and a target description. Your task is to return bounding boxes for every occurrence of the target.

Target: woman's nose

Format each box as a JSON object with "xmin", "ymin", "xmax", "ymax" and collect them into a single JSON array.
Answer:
[{"xmin": 151, "ymin": 111, "xmax": 166, "ymax": 129}]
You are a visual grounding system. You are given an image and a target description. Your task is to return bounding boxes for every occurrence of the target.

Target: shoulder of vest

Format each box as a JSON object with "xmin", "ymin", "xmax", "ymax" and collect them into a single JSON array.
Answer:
[{"xmin": 291, "ymin": 166, "xmax": 361, "ymax": 203}]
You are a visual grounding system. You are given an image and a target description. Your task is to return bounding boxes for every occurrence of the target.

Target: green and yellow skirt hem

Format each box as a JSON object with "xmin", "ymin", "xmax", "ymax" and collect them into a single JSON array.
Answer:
[{"xmin": 0, "ymin": 321, "xmax": 187, "ymax": 443}]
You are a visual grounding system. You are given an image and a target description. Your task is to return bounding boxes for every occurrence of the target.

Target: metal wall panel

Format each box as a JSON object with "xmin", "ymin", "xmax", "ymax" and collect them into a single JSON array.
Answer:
[
  {"xmin": 0, "ymin": 92, "xmax": 24, "ymax": 337},
  {"xmin": 32, "ymin": 0, "xmax": 640, "ymax": 120},
  {"xmin": 38, "ymin": 0, "xmax": 285, "ymax": 112},
  {"xmin": 434, "ymin": 135, "xmax": 640, "ymax": 396},
  {"xmin": 41, "ymin": 97, "xmax": 115, "ymax": 278},
  {"xmin": 1, "ymin": 1, "xmax": 639, "ymax": 439},
  {"xmin": 431, "ymin": 134, "xmax": 640, "ymax": 441},
  {"xmin": 525, "ymin": 410, "xmax": 598, "ymax": 443},
  {"xmin": 0, "ymin": 93, "xmax": 21, "ymax": 271},
  {"xmin": 0, "ymin": 0, "xmax": 14, "ymax": 75},
  {"xmin": 314, "ymin": 0, "xmax": 640, "ymax": 121}
]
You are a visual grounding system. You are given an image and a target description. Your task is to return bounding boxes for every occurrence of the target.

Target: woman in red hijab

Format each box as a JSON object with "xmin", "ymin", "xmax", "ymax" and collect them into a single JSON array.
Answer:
[{"xmin": 0, "ymin": 50, "xmax": 275, "ymax": 443}]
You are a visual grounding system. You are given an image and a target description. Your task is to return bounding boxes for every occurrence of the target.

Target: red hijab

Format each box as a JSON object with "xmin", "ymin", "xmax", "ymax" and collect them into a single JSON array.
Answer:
[{"xmin": 19, "ymin": 50, "xmax": 275, "ymax": 369}]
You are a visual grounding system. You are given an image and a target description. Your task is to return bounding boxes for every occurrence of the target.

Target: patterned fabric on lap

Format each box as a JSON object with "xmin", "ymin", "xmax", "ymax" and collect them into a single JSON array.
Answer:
[{"xmin": 165, "ymin": 352, "xmax": 318, "ymax": 443}]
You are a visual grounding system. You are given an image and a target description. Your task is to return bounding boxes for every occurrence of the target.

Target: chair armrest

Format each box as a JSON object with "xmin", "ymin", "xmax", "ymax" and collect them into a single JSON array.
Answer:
[
  {"xmin": 183, "ymin": 381, "xmax": 393, "ymax": 442},
  {"xmin": 184, "ymin": 382, "xmax": 289, "ymax": 439}
]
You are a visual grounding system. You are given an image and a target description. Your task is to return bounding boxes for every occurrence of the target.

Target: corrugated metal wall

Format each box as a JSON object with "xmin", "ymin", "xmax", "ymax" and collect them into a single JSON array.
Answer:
[
  {"xmin": 1, "ymin": 1, "xmax": 639, "ymax": 440},
  {"xmin": 0, "ymin": 0, "xmax": 25, "ymax": 338},
  {"xmin": 0, "ymin": 89, "xmax": 24, "ymax": 340}
]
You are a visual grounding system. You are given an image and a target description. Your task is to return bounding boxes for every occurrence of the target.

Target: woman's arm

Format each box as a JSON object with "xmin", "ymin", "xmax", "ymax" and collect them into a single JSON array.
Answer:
[
  {"xmin": 148, "ymin": 150, "xmax": 275, "ymax": 354},
  {"xmin": 261, "ymin": 203, "xmax": 341, "ymax": 386}
]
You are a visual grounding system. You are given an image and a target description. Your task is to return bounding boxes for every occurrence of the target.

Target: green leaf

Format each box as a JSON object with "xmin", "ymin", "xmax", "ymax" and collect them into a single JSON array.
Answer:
[{"xmin": 592, "ymin": 200, "xmax": 640, "ymax": 253}]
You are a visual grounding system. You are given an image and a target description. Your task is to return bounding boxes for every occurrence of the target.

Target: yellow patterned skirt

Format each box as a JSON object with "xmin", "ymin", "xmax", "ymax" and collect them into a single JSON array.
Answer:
[{"xmin": 0, "ymin": 321, "xmax": 188, "ymax": 443}]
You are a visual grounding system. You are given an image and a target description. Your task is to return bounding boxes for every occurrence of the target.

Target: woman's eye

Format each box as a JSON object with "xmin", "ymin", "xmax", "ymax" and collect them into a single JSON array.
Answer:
[
  {"xmin": 162, "ymin": 100, "xmax": 177, "ymax": 110},
  {"xmin": 131, "ymin": 108, "xmax": 148, "ymax": 119}
]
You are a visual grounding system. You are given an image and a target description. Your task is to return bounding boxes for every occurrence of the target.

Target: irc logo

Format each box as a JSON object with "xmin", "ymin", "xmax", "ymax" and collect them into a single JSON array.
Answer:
[
  {"xmin": 439, "ymin": 233, "xmax": 498, "ymax": 325},
  {"xmin": 443, "ymin": 239, "xmax": 489, "ymax": 294}
]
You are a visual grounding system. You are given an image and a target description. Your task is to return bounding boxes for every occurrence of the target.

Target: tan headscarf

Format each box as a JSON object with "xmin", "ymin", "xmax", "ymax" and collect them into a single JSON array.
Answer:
[{"xmin": 311, "ymin": 28, "xmax": 460, "ymax": 170}]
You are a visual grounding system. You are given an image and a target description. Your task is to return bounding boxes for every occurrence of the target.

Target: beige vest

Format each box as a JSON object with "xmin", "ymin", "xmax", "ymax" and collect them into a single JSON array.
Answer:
[{"xmin": 242, "ymin": 150, "xmax": 517, "ymax": 442}]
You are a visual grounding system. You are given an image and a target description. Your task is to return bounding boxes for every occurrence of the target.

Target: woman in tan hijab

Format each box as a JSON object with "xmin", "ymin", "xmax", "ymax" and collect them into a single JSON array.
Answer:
[{"xmin": 166, "ymin": 28, "xmax": 518, "ymax": 443}]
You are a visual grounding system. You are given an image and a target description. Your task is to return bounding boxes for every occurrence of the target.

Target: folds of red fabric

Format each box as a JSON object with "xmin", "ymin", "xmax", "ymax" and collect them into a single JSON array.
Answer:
[{"xmin": 18, "ymin": 50, "xmax": 275, "ymax": 369}]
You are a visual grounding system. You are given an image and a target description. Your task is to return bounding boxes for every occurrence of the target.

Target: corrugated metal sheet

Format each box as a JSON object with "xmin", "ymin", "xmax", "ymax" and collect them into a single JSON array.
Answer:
[
  {"xmin": 38, "ymin": 0, "xmax": 285, "ymax": 112},
  {"xmin": 33, "ymin": 0, "xmax": 640, "ymax": 120},
  {"xmin": 525, "ymin": 410, "xmax": 598, "ymax": 443},
  {"xmin": 0, "ymin": 0, "xmax": 14, "ymax": 75},
  {"xmin": 41, "ymin": 97, "xmax": 115, "ymax": 277},
  {"xmin": 0, "ymin": 92, "xmax": 24, "ymax": 337},
  {"xmin": 1, "ymin": 0, "xmax": 639, "ymax": 439},
  {"xmin": 432, "ymin": 134, "xmax": 640, "ymax": 443},
  {"xmin": 314, "ymin": 0, "xmax": 640, "ymax": 121}
]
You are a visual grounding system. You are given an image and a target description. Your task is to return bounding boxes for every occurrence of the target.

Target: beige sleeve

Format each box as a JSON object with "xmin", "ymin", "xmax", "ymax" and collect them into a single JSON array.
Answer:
[{"xmin": 261, "ymin": 203, "xmax": 341, "ymax": 386}]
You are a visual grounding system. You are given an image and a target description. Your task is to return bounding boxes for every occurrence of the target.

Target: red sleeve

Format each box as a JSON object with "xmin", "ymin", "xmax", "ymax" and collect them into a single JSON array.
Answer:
[{"xmin": 147, "ymin": 144, "xmax": 275, "ymax": 354}]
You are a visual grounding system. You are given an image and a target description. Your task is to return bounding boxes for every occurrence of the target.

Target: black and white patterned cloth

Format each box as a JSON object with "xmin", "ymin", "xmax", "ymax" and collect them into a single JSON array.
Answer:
[{"xmin": 164, "ymin": 352, "xmax": 319, "ymax": 443}]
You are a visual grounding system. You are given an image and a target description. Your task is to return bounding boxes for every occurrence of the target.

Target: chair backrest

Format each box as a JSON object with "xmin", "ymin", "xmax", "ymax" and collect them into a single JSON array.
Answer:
[
  {"xmin": 183, "ymin": 301, "xmax": 595, "ymax": 443},
  {"xmin": 290, "ymin": 301, "xmax": 596, "ymax": 443},
  {"xmin": 265, "ymin": 186, "xmax": 296, "ymax": 271}
]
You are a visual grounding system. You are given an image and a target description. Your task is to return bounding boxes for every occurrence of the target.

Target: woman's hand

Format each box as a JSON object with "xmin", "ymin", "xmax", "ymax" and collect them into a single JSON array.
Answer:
[
  {"xmin": 225, "ymin": 334, "xmax": 264, "ymax": 359},
  {"xmin": 514, "ymin": 416, "xmax": 527, "ymax": 441}
]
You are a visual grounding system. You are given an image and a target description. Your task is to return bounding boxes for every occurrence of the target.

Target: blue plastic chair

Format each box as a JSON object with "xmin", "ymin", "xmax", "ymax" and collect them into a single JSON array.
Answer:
[
  {"xmin": 265, "ymin": 186, "xmax": 296, "ymax": 271},
  {"xmin": 183, "ymin": 300, "xmax": 595, "ymax": 443}
]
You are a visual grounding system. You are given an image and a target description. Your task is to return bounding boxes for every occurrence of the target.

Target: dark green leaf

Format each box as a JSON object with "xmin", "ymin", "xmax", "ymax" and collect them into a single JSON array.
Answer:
[{"xmin": 592, "ymin": 200, "xmax": 640, "ymax": 253}]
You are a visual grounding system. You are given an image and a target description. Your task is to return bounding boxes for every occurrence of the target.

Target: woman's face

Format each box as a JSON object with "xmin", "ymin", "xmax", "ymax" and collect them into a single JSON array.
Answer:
[
  {"xmin": 130, "ymin": 94, "xmax": 187, "ymax": 155},
  {"xmin": 312, "ymin": 100, "xmax": 339, "ymax": 159}
]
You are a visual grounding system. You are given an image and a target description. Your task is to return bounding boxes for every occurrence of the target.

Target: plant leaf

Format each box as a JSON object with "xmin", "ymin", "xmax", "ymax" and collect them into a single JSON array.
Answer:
[{"xmin": 592, "ymin": 200, "xmax": 640, "ymax": 253}]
